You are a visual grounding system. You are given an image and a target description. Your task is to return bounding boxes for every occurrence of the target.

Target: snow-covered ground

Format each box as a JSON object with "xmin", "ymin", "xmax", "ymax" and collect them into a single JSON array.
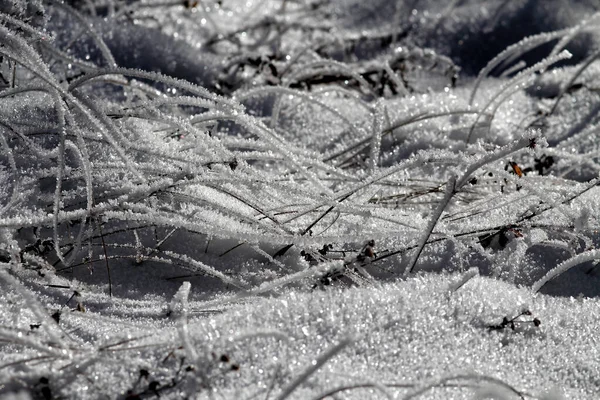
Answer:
[{"xmin": 0, "ymin": 1, "xmax": 599, "ymax": 399}]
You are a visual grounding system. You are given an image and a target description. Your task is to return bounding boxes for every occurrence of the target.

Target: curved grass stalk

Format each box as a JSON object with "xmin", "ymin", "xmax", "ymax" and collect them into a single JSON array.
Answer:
[
  {"xmin": 188, "ymin": 110, "xmax": 334, "ymax": 195},
  {"xmin": 71, "ymin": 91, "xmax": 145, "ymax": 180},
  {"xmin": 0, "ymin": 12, "xmax": 51, "ymax": 40},
  {"xmin": 532, "ymin": 249, "xmax": 600, "ymax": 292},
  {"xmin": 236, "ymin": 85, "xmax": 366, "ymax": 140},
  {"xmin": 499, "ymin": 60, "xmax": 526, "ymax": 78},
  {"xmin": 248, "ymin": 244, "xmax": 286, "ymax": 269},
  {"xmin": 0, "ymin": 85, "xmax": 55, "ymax": 99},
  {"xmin": 549, "ymin": 47, "xmax": 600, "ymax": 115},
  {"xmin": 278, "ymin": 43, "xmax": 321, "ymax": 77},
  {"xmin": 280, "ymin": 158, "xmax": 419, "ymax": 226},
  {"xmin": 402, "ymin": 373, "xmax": 525, "ymax": 400},
  {"xmin": 283, "ymin": 59, "xmax": 372, "ymax": 92},
  {"xmin": 515, "ymin": 177, "xmax": 600, "ymax": 225},
  {"xmin": 312, "ymin": 381, "xmax": 394, "ymax": 400},
  {"xmin": 469, "ymin": 28, "xmax": 569, "ymax": 105},
  {"xmin": 548, "ymin": 11, "xmax": 600, "ymax": 61},
  {"xmin": 98, "ymin": 208, "xmax": 280, "ymax": 247},
  {"xmin": 475, "ymin": 77, "xmax": 536, "ymax": 138},
  {"xmin": 200, "ymin": 184, "xmax": 295, "ymax": 234},
  {"xmin": 0, "ymin": 26, "xmax": 60, "ymax": 86},
  {"xmin": 132, "ymin": 95, "xmax": 220, "ymax": 113},
  {"xmin": 52, "ymin": 1, "xmax": 117, "ymax": 68},
  {"xmin": 466, "ymin": 50, "xmax": 572, "ymax": 143},
  {"xmin": 325, "ymin": 109, "xmax": 481, "ymax": 164},
  {"xmin": 68, "ymin": 67, "xmax": 242, "ymax": 110},
  {"xmin": 39, "ymin": 40, "xmax": 100, "ymax": 72},
  {"xmin": 0, "ymin": 28, "xmax": 145, "ymax": 181},
  {"xmin": 113, "ymin": 107, "xmax": 233, "ymax": 161}
]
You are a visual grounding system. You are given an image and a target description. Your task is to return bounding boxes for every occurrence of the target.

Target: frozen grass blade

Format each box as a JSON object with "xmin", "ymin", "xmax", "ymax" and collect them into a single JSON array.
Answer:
[
  {"xmin": 406, "ymin": 136, "xmax": 537, "ymax": 273},
  {"xmin": 368, "ymin": 100, "xmax": 385, "ymax": 174},
  {"xmin": 68, "ymin": 67, "xmax": 242, "ymax": 110},
  {"xmin": 312, "ymin": 381, "xmax": 394, "ymax": 400},
  {"xmin": 467, "ymin": 50, "xmax": 572, "ymax": 143},
  {"xmin": 275, "ymin": 337, "xmax": 353, "ymax": 400},
  {"xmin": 0, "ymin": 267, "xmax": 70, "ymax": 351},
  {"xmin": 402, "ymin": 373, "xmax": 525, "ymax": 400},
  {"xmin": 405, "ymin": 175, "xmax": 456, "ymax": 275},
  {"xmin": 469, "ymin": 29, "xmax": 569, "ymax": 105},
  {"xmin": 549, "ymin": 47, "xmax": 600, "ymax": 115},
  {"xmin": 53, "ymin": 1, "xmax": 117, "ymax": 68},
  {"xmin": 532, "ymin": 249, "xmax": 600, "ymax": 293}
]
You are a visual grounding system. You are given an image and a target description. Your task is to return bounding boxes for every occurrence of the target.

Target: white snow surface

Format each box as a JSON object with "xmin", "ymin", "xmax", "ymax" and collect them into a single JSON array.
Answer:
[{"xmin": 0, "ymin": 0, "xmax": 599, "ymax": 399}]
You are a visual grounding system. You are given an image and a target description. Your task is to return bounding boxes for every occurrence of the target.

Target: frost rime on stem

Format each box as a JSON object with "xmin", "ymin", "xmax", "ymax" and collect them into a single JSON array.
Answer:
[
  {"xmin": 405, "ymin": 175, "xmax": 456, "ymax": 275},
  {"xmin": 532, "ymin": 249, "xmax": 600, "ymax": 292},
  {"xmin": 406, "ymin": 136, "xmax": 538, "ymax": 274}
]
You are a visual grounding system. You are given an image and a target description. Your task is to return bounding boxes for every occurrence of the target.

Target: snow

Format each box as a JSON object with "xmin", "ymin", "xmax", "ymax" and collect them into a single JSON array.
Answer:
[{"xmin": 0, "ymin": 0, "xmax": 600, "ymax": 399}]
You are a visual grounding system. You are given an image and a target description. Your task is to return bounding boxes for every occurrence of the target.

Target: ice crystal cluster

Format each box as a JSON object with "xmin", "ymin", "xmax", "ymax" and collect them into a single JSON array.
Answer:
[{"xmin": 0, "ymin": 0, "xmax": 599, "ymax": 399}]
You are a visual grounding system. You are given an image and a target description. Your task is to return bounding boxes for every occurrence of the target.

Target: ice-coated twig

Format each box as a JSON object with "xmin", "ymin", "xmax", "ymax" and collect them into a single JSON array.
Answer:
[{"xmin": 63, "ymin": 133, "xmax": 94, "ymax": 266}]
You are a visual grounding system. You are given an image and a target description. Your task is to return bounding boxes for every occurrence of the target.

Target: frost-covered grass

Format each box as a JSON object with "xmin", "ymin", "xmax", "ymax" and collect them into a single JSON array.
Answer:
[{"xmin": 0, "ymin": 0, "xmax": 600, "ymax": 399}]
